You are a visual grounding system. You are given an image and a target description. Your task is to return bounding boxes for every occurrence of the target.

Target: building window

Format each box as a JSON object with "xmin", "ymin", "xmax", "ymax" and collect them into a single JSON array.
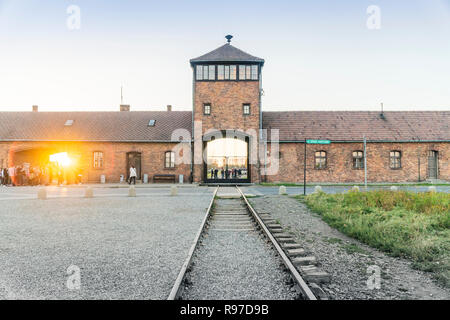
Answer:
[
  {"xmin": 93, "ymin": 151, "xmax": 104, "ymax": 169},
  {"xmin": 230, "ymin": 65, "xmax": 237, "ymax": 80},
  {"xmin": 196, "ymin": 65, "xmax": 216, "ymax": 80},
  {"xmin": 352, "ymin": 151, "xmax": 364, "ymax": 169},
  {"xmin": 390, "ymin": 151, "xmax": 402, "ymax": 169},
  {"xmin": 239, "ymin": 65, "xmax": 258, "ymax": 80},
  {"xmin": 315, "ymin": 151, "xmax": 327, "ymax": 169},
  {"xmin": 218, "ymin": 65, "xmax": 224, "ymax": 80},
  {"xmin": 204, "ymin": 103, "xmax": 211, "ymax": 115},
  {"xmin": 196, "ymin": 65, "xmax": 203, "ymax": 80},
  {"xmin": 208, "ymin": 65, "xmax": 215, "ymax": 80},
  {"xmin": 217, "ymin": 65, "xmax": 237, "ymax": 80},
  {"xmin": 243, "ymin": 104, "xmax": 250, "ymax": 115},
  {"xmin": 165, "ymin": 151, "xmax": 175, "ymax": 168},
  {"xmin": 251, "ymin": 65, "xmax": 258, "ymax": 80}
]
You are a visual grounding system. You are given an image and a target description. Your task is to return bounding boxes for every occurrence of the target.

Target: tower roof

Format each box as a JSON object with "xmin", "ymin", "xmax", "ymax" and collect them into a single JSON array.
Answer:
[{"xmin": 190, "ymin": 43, "xmax": 264, "ymax": 65}]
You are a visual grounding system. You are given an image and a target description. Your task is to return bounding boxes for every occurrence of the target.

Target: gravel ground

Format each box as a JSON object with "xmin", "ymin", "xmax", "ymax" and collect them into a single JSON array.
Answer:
[
  {"xmin": 250, "ymin": 195, "xmax": 450, "ymax": 300},
  {"xmin": 182, "ymin": 199, "xmax": 297, "ymax": 300},
  {"xmin": 0, "ymin": 189, "xmax": 214, "ymax": 299}
]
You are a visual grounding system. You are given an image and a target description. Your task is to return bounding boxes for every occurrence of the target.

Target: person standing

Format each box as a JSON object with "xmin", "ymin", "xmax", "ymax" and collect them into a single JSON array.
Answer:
[{"xmin": 129, "ymin": 165, "xmax": 137, "ymax": 185}]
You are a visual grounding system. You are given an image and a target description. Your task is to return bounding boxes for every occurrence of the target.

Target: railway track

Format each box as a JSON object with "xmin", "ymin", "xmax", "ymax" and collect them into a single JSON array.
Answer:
[{"xmin": 168, "ymin": 186, "xmax": 321, "ymax": 300}]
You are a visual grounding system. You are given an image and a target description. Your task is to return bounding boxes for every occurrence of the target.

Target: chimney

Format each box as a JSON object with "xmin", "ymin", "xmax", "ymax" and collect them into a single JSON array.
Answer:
[
  {"xmin": 32, "ymin": 105, "xmax": 38, "ymax": 112},
  {"xmin": 120, "ymin": 104, "xmax": 130, "ymax": 112},
  {"xmin": 167, "ymin": 105, "xmax": 172, "ymax": 112}
]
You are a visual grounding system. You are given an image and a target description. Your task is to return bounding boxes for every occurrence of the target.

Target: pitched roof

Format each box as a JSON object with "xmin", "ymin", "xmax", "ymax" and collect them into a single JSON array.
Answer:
[
  {"xmin": 262, "ymin": 111, "xmax": 450, "ymax": 142},
  {"xmin": 190, "ymin": 43, "xmax": 264, "ymax": 65},
  {"xmin": 0, "ymin": 111, "xmax": 192, "ymax": 142},
  {"xmin": 0, "ymin": 111, "xmax": 448, "ymax": 143}
]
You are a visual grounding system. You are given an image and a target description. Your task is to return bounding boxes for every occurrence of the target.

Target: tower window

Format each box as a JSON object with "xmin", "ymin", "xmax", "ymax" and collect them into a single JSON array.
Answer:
[
  {"xmin": 196, "ymin": 65, "xmax": 203, "ymax": 80},
  {"xmin": 230, "ymin": 65, "xmax": 237, "ymax": 80},
  {"xmin": 208, "ymin": 65, "xmax": 215, "ymax": 80},
  {"xmin": 204, "ymin": 103, "xmax": 211, "ymax": 115},
  {"xmin": 239, "ymin": 65, "xmax": 258, "ymax": 80},
  {"xmin": 315, "ymin": 151, "xmax": 327, "ymax": 169},
  {"xmin": 243, "ymin": 104, "xmax": 250, "ymax": 115},
  {"xmin": 218, "ymin": 65, "xmax": 224, "ymax": 80}
]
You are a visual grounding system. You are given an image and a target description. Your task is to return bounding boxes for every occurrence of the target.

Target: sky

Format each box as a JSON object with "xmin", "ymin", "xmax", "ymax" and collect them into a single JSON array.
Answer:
[{"xmin": 0, "ymin": 0, "xmax": 449, "ymax": 112}]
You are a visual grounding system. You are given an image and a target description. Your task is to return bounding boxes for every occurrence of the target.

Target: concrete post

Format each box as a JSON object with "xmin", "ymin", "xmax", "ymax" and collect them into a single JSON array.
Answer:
[
  {"xmin": 279, "ymin": 185, "xmax": 287, "ymax": 195},
  {"xmin": 428, "ymin": 186, "xmax": 437, "ymax": 193},
  {"xmin": 37, "ymin": 188, "xmax": 47, "ymax": 200},
  {"xmin": 85, "ymin": 187, "xmax": 93, "ymax": 198},
  {"xmin": 128, "ymin": 186, "xmax": 136, "ymax": 197},
  {"xmin": 171, "ymin": 185, "xmax": 178, "ymax": 196},
  {"xmin": 314, "ymin": 185, "xmax": 323, "ymax": 194},
  {"xmin": 351, "ymin": 186, "xmax": 360, "ymax": 192},
  {"xmin": 390, "ymin": 186, "xmax": 398, "ymax": 192}
]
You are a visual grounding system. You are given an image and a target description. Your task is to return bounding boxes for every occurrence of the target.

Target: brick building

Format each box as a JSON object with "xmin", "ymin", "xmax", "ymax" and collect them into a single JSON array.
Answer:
[{"xmin": 0, "ymin": 37, "xmax": 448, "ymax": 184}]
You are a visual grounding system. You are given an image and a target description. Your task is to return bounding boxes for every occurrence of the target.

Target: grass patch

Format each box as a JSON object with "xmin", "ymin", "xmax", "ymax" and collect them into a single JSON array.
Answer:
[
  {"xmin": 342, "ymin": 243, "xmax": 371, "ymax": 255},
  {"xmin": 260, "ymin": 182, "xmax": 449, "ymax": 187},
  {"xmin": 323, "ymin": 237, "xmax": 343, "ymax": 244},
  {"xmin": 303, "ymin": 190, "xmax": 450, "ymax": 287}
]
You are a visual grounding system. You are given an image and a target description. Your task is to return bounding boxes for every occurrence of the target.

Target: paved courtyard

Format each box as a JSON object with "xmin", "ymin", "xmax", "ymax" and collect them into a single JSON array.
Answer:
[{"xmin": 0, "ymin": 185, "xmax": 214, "ymax": 299}]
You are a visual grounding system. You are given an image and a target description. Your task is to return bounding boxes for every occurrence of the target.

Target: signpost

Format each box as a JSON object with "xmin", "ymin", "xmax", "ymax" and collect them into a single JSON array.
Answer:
[{"xmin": 304, "ymin": 139, "xmax": 331, "ymax": 195}]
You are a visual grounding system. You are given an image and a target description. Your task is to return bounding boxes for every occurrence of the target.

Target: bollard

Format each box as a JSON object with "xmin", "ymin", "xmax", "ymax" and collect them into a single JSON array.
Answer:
[
  {"xmin": 171, "ymin": 185, "xmax": 178, "ymax": 196},
  {"xmin": 314, "ymin": 185, "xmax": 323, "ymax": 194},
  {"xmin": 351, "ymin": 186, "xmax": 360, "ymax": 192},
  {"xmin": 428, "ymin": 186, "xmax": 437, "ymax": 193},
  {"xmin": 37, "ymin": 188, "xmax": 47, "ymax": 200},
  {"xmin": 279, "ymin": 185, "xmax": 287, "ymax": 195},
  {"xmin": 128, "ymin": 186, "xmax": 136, "ymax": 197},
  {"xmin": 85, "ymin": 187, "xmax": 93, "ymax": 198},
  {"xmin": 390, "ymin": 186, "xmax": 398, "ymax": 192}
]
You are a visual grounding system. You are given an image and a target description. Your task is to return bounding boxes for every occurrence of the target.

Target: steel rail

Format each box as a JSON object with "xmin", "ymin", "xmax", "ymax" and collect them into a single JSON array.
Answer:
[
  {"xmin": 167, "ymin": 186, "xmax": 219, "ymax": 300},
  {"xmin": 236, "ymin": 186, "xmax": 317, "ymax": 300}
]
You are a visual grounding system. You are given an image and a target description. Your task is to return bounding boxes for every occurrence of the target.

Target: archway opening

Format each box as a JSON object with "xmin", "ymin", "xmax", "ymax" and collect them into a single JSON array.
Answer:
[{"xmin": 205, "ymin": 137, "xmax": 249, "ymax": 182}]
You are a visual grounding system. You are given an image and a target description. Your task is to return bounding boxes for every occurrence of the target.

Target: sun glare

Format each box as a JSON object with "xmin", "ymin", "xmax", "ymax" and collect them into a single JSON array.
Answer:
[{"xmin": 49, "ymin": 152, "xmax": 72, "ymax": 167}]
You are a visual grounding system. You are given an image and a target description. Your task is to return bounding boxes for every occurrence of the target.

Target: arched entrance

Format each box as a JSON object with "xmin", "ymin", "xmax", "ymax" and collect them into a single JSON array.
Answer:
[{"xmin": 204, "ymin": 135, "xmax": 250, "ymax": 183}]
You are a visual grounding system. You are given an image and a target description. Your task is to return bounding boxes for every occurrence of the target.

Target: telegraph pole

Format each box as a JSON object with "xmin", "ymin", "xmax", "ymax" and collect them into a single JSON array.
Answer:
[
  {"xmin": 364, "ymin": 136, "xmax": 367, "ymax": 190},
  {"xmin": 304, "ymin": 138, "xmax": 307, "ymax": 196}
]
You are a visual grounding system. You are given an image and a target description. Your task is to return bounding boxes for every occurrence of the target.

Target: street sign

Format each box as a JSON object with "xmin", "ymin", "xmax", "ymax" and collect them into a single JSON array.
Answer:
[{"xmin": 306, "ymin": 139, "xmax": 331, "ymax": 144}]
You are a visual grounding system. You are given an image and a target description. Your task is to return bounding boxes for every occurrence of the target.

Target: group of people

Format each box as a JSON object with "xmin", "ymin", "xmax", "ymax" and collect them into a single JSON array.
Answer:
[
  {"xmin": 0, "ymin": 163, "xmax": 82, "ymax": 186},
  {"xmin": 209, "ymin": 167, "xmax": 245, "ymax": 180}
]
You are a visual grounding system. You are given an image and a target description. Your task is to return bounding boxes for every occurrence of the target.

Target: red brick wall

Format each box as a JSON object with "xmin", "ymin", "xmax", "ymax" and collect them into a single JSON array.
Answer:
[
  {"xmin": 193, "ymin": 80, "xmax": 261, "ymax": 183},
  {"xmin": 264, "ymin": 142, "xmax": 449, "ymax": 183},
  {"xmin": 0, "ymin": 141, "xmax": 191, "ymax": 184}
]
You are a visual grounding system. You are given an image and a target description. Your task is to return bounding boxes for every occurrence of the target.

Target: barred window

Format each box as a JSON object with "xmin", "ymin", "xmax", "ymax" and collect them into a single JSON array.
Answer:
[
  {"xmin": 352, "ymin": 151, "xmax": 364, "ymax": 169},
  {"xmin": 93, "ymin": 151, "xmax": 104, "ymax": 169},
  {"xmin": 204, "ymin": 103, "xmax": 211, "ymax": 115},
  {"xmin": 165, "ymin": 151, "xmax": 175, "ymax": 168},
  {"xmin": 243, "ymin": 104, "xmax": 250, "ymax": 115},
  {"xmin": 315, "ymin": 151, "xmax": 327, "ymax": 169},
  {"xmin": 390, "ymin": 151, "xmax": 402, "ymax": 169}
]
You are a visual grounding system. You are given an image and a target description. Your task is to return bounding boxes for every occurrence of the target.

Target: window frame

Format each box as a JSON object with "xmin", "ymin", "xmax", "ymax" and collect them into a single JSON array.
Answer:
[
  {"xmin": 203, "ymin": 103, "xmax": 211, "ymax": 115},
  {"xmin": 314, "ymin": 151, "xmax": 327, "ymax": 170},
  {"xmin": 93, "ymin": 151, "xmax": 104, "ymax": 169},
  {"xmin": 352, "ymin": 150, "xmax": 364, "ymax": 170},
  {"xmin": 390, "ymin": 151, "xmax": 402, "ymax": 169},
  {"xmin": 243, "ymin": 103, "xmax": 251, "ymax": 115},
  {"xmin": 164, "ymin": 151, "xmax": 175, "ymax": 169}
]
